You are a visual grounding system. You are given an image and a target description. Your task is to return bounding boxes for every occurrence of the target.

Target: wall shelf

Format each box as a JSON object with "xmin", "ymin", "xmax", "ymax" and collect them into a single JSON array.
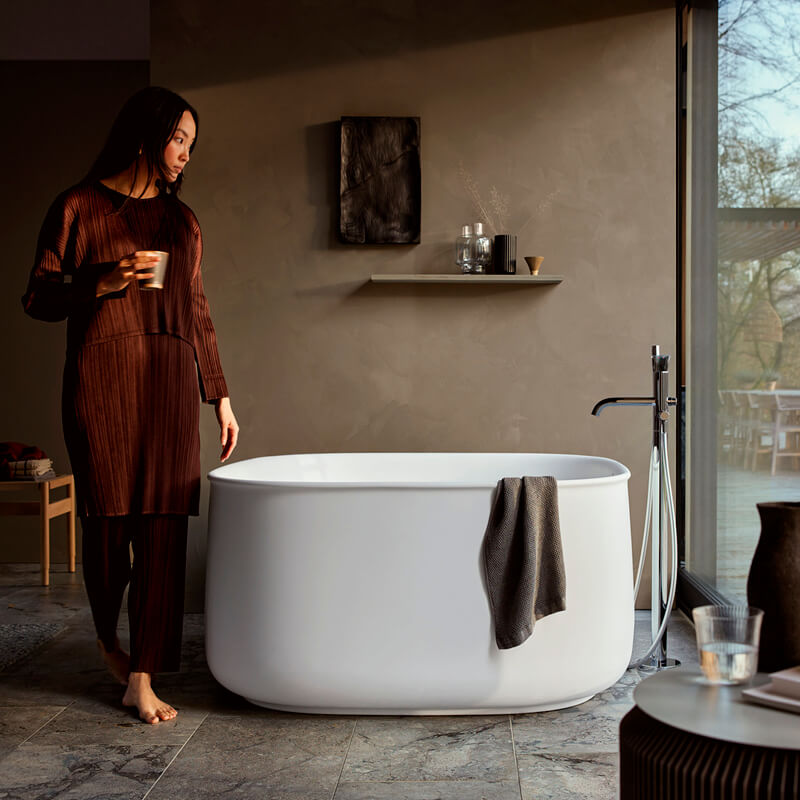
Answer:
[{"xmin": 369, "ymin": 274, "xmax": 563, "ymax": 285}]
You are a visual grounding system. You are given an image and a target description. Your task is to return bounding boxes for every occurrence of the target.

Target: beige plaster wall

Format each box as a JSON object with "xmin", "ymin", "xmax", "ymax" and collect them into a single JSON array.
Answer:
[
  {"xmin": 152, "ymin": 1, "xmax": 676, "ymax": 608},
  {"xmin": 2, "ymin": 1, "xmax": 676, "ymax": 613}
]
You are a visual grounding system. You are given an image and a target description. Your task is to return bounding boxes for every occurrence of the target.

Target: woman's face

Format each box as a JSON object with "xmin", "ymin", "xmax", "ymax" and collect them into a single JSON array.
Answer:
[{"xmin": 162, "ymin": 110, "xmax": 196, "ymax": 183}]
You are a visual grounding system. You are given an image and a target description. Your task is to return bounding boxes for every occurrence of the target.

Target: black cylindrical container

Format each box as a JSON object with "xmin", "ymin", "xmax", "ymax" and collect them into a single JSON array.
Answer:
[{"xmin": 493, "ymin": 234, "xmax": 516, "ymax": 274}]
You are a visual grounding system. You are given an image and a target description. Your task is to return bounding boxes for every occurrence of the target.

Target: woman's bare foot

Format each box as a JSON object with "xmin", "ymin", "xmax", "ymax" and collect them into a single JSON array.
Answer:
[
  {"xmin": 97, "ymin": 638, "xmax": 130, "ymax": 685},
  {"xmin": 122, "ymin": 672, "xmax": 178, "ymax": 724}
]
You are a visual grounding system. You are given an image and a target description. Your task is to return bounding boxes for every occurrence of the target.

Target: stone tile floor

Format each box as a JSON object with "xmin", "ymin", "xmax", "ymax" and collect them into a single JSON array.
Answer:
[{"xmin": 0, "ymin": 563, "xmax": 697, "ymax": 800}]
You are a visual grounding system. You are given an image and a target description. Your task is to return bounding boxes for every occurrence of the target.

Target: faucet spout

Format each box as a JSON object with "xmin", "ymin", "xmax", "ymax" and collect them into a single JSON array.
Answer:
[{"xmin": 591, "ymin": 396, "xmax": 655, "ymax": 416}]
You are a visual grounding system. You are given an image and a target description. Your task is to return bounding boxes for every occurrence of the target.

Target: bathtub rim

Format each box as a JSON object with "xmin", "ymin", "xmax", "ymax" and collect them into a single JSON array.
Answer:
[{"xmin": 207, "ymin": 451, "xmax": 631, "ymax": 490}]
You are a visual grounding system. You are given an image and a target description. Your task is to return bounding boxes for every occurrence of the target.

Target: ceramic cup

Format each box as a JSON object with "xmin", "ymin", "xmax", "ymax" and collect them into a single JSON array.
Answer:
[
  {"xmin": 524, "ymin": 256, "xmax": 544, "ymax": 275},
  {"xmin": 140, "ymin": 251, "xmax": 169, "ymax": 289},
  {"xmin": 692, "ymin": 605, "xmax": 764, "ymax": 684}
]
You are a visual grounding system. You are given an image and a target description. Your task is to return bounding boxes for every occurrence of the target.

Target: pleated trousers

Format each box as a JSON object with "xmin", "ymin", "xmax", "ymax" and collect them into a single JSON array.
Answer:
[{"xmin": 81, "ymin": 514, "xmax": 188, "ymax": 674}]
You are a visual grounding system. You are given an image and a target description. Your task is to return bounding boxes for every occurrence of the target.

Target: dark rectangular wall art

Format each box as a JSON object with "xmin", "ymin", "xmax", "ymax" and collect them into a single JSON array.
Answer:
[{"xmin": 339, "ymin": 116, "xmax": 421, "ymax": 244}]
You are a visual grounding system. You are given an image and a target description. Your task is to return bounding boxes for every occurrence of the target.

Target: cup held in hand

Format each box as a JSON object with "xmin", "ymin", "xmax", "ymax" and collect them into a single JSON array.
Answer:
[{"xmin": 140, "ymin": 251, "xmax": 169, "ymax": 289}]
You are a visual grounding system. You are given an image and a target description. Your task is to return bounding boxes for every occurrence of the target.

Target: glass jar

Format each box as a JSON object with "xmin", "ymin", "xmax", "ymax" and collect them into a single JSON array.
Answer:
[
  {"xmin": 472, "ymin": 223, "xmax": 492, "ymax": 274},
  {"xmin": 456, "ymin": 224, "xmax": 474, "ymax": 273}
]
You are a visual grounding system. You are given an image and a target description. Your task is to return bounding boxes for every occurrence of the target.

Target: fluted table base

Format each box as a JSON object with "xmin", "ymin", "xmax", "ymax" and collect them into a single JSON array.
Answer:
[{"xmin": 620, "ymin": 706, "xmax": 800, "ymax": 799}]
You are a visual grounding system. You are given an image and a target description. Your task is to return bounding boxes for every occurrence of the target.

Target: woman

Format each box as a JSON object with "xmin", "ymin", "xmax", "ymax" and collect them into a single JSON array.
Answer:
[{"xmin": 22, "ymin": 87, "xmax": 238, "ymax": 724}]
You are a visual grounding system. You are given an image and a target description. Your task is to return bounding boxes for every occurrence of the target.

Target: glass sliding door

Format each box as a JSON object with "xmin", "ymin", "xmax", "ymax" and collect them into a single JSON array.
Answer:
[{"xmin": 682, "ymin": 0, "xmax": 800, "ymax": 605}]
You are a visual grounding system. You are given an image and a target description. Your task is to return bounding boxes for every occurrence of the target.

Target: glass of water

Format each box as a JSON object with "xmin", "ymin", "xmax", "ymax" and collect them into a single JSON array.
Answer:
[{"xmin": 692, "ymin": 605, "xmax": 764, "ymax": 685}]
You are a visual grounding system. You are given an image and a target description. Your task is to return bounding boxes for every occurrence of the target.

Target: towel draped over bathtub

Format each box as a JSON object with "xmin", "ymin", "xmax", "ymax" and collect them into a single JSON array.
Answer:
[{"xmin": 483, "ymin": 476, "xmax": 566, "ymax": 649}]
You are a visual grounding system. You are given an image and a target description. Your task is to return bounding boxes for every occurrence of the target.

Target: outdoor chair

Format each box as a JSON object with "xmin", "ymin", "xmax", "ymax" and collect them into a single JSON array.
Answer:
[{"xmin": 770, "ymin": 392, "xmax": 800, "ymax": 475}]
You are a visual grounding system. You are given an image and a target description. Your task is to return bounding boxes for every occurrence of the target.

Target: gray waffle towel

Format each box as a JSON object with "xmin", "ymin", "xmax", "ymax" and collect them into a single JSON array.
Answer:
[{"xmin": 483, "ymin": 476, "xmax": 566, "ymax": 649}]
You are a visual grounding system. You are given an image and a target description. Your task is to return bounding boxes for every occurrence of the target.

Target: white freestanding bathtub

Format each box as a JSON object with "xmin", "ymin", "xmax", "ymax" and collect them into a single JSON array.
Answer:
[{"xmin": 206, "ymin": 452, "xmax": 633, "ymax": 715}]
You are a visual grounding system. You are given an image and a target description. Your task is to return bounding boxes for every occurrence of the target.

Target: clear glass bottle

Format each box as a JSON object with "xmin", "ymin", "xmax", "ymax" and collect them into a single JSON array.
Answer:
[
  {"xmin": 472, "ymin": 223, "xmax": 492, "ymax": 274},
  {"xmin": 456, "ymin": 224, "xmax": 474, "ymax": 273}
]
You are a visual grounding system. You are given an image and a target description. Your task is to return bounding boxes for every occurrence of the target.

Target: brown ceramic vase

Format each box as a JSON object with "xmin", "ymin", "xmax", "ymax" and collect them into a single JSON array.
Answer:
[{"xmin": 746, "ymin": 501, "xmax": 800, "ymax": 673}]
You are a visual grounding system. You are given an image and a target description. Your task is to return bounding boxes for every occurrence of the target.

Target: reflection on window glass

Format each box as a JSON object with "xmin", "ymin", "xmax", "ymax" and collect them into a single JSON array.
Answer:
[{"xmin": 716, "ymin": 0, "xmax": 800, "ymax": 601}]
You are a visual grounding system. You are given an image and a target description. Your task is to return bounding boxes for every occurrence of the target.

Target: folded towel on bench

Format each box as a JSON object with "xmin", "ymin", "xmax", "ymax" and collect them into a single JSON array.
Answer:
[{"xmin": 0, "ymin": 442, "xmax": 50, "ymax": 480}]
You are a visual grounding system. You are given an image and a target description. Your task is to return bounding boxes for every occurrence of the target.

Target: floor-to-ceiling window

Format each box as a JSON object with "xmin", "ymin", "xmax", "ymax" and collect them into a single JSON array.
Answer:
[{"xmin": 683, "ymin": 0, "xmax": 800, "ymax": 605}]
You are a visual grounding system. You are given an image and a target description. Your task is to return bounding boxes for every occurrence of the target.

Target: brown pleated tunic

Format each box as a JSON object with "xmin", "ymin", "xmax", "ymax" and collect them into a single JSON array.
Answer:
[{"xmin": 22, "ymin": 181, "xmax": 229, "ymax": 517}]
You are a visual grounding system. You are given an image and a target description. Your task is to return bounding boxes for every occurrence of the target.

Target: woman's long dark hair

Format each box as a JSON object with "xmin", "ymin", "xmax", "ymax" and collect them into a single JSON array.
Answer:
[{"xmin": 84, "ymin": 86, "xmax": 199, "ymax": 204}]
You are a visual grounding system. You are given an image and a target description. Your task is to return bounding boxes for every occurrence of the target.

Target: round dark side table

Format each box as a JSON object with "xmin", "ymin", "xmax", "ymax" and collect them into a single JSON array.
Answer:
[{"xmin": 620, "ymin": 664, "xmax": 800, "ymax": 799}]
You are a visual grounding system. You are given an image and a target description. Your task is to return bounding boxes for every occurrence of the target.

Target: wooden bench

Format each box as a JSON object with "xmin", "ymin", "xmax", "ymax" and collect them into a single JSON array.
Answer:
[{"xmin": 0, "ymin": 474, "xmax": 76, "ymax": 586}]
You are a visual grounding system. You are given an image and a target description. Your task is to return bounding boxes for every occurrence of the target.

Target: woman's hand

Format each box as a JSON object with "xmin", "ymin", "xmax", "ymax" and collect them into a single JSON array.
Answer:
[
  {"xmin": 215, "ymin": 397, "xmax": 239, "ymax": 462},
  {"xmin": 96, "ymin": 251, "xmax": 160, "ymax": 297}
]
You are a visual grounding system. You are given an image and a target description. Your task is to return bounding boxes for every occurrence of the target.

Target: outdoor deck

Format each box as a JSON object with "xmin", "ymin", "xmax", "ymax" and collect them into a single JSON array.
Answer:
[{"xmin": 715, "ymin": 464, "xmax": 800, "ymax": 601}]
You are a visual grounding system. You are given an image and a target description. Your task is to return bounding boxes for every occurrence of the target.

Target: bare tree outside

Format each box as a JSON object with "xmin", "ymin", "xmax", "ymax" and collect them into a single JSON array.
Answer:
[
  {"xmin": 717, "ymin": 0, "xmax": 800, "ymax": 390},
  {"xmin": 719, "ymin": 0, "xmax": 800, "ymax": 148}
]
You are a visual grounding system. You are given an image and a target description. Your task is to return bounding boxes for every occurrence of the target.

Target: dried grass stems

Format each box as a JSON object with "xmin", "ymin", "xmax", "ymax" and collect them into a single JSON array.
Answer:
[
  {"xmin": 458, "ymin": 161, "xmax": 560, "ymax": 237},
  {"xmin": 458, "ymin": 163, "xmax": 508, "ymax": 236}
]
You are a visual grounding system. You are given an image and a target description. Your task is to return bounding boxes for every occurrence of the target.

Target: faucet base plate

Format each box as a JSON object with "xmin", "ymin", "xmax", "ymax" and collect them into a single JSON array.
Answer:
[{"xmin": 637, "ymin": 657, "xmax": 681, "ymax": 674}]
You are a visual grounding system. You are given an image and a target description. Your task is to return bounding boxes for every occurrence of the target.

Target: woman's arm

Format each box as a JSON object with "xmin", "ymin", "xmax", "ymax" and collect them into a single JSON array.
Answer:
[
  {"xmin": 21, "ymin": 192, "xmax": 93, "ymax": 321},
  {"xmin": 22, "ymin": 189, "xmax": 160, "ymax": 320},
  {"xmin": 191, "ymin": 267, "xmax": 230, "ymax": 402},
  {"xmin": 190, "ymin": 220, "xmax": 229, "ymax": 402},
  {"xmin": 189, "ymin": 218, "xmax": 238, "ymax": 461}
]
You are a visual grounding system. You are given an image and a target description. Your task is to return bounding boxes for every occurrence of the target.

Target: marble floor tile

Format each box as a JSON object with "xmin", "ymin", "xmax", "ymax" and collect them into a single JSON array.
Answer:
[
  {"xmin": 511, "ymin": 670, "xmax": 641, "ymax": 753},
  {"xmin": 2, "ymin": 635, "xmax": 125, "ymax": 724},
  {"xmin": 0, "ymin": 588, "xmax": 89, "ymax": 626},
  {"xmin": 517, "ymin": 752, "xmax": 618, "ymax": 800},
  {"xmin": 343, "ymin": 717, "xmax": 516, "ymax": 782},
  {"xmin": 28, "ymin": 690, "xmax": 208, "ymax": 746},
  {"xmin": 0, "ymin": 742, "xmax": 179, "ymax": 799},
  {"xmin": 334, "ymin": 780, "xmax": 523, "ymax": 799},
  {"xmin": 0, "ymin": 704, "xmax": 66, "ymax": 758},
  {"xmin": 144, "ymin": 712, "xmax": 354, "ymax": 800},
  {"xmin": 577, "ymin": 669, "xmax": 642, "ymax": 715},
  {"xmin": 0, "ymin": 671, "xmax": 102, "ymax": 708},
  {"xmin": 511, "ymin": 706, "xmax": 622, "ymax": 756}
]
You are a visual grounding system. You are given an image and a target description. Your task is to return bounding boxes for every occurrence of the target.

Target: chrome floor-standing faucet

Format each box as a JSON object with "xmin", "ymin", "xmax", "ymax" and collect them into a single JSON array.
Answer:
[{"xmin": 592, "ymin": 345, "xmax": 681, "ymax": 671}]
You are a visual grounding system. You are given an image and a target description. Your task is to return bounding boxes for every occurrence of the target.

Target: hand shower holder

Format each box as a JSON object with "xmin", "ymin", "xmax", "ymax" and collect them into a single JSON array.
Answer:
[{"xmin": 592, "ymin": 345, "xmax": 680, "ymax": 672}]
